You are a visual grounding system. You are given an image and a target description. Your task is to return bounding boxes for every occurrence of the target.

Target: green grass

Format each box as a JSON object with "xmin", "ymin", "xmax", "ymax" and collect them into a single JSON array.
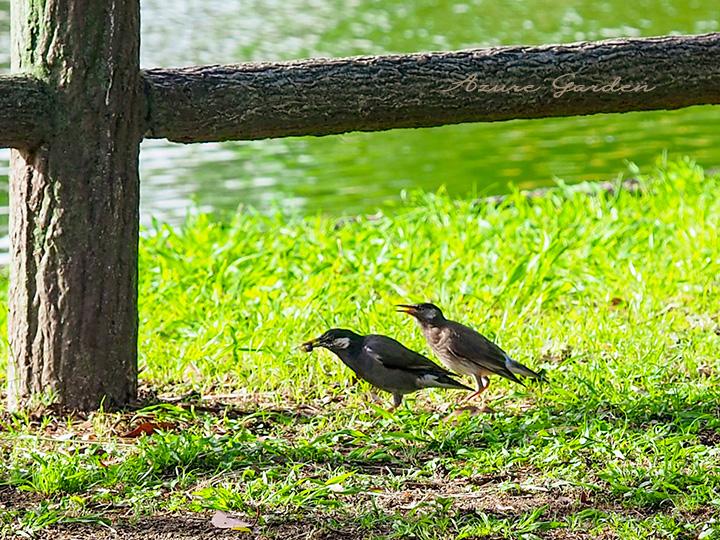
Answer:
[{"xmin": 0, "ymin": 157, "xmax": 719, "ymax": 539}]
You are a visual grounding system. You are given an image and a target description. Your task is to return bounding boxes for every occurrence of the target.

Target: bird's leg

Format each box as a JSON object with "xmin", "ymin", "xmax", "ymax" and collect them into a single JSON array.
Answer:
[
  {"xmin": 389, "ymin": 393, "xmax": 403, "ymax": 411},
  {"xmin": 462, "ymin": 375, "xmax": 490, "ymax": 402},
  {"xmin": 474, "ymin": 375, "xmax": 494, "ymax": 412}
]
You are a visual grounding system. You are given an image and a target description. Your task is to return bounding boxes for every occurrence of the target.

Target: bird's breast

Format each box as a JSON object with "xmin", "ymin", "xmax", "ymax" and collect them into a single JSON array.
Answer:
[{"xmin": 422, "ymin": 326, "xmax": 475, "ymax": 376}]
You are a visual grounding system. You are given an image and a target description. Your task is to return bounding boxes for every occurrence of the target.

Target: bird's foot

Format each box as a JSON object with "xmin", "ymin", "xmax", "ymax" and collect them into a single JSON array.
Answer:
[
  {"xmin": 460, "ymin": 383, "xmax": 490, "ymax": 403},
  {"xmin": 459, "ymin": 390, "xmax": 482, "ymax": 403}
]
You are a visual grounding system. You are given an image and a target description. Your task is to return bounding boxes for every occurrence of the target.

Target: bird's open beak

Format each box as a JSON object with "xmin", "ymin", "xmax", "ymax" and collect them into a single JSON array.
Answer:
[
  {"xmin": 301, "ymin": 337, "xmax": 320, "ymax": 352},
  {"xmin": 395, "ymin": 304, "xmax": 419, "ymax": 315}
]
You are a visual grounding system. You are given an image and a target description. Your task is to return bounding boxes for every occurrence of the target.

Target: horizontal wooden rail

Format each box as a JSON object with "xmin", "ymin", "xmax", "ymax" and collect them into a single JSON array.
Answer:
[
  {"xmin": 2, "ymin": 33, "xmax": 719, "ymax": 148},
  {"xmin": 0, "ymin": 75, "xmax": 51, "ymax": 148},
  {"xmin": 142, "ymin": 33, "xmax": 720, "ymax": 143}
]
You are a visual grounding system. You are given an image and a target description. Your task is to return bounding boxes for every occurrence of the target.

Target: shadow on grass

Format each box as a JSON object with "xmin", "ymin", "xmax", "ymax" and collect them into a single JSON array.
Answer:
[{"xmin": 3, "ymin": 387, "xmax": 718, "ymax": 538}]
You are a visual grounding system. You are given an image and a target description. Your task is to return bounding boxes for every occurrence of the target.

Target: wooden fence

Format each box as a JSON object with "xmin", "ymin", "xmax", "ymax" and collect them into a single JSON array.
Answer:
[{"xmin": 1, "ymin": 0, "xmax": 719, "ymax": 410}]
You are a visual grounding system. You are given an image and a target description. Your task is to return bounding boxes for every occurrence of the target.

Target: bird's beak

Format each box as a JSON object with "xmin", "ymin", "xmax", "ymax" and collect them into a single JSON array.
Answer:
[
  {"xmin": 395, "ymin": 304, "xmax": 419, "ymax": 315},
  {"xmin": 301, "ymin": 337, "xmax": 321, "ymax": 352}
]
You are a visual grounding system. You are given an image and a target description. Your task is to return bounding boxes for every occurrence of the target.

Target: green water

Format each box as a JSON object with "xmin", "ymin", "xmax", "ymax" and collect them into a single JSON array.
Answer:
[{"xmin": 0, "ymin": 0, "xmax": 719, "ymax": 235}]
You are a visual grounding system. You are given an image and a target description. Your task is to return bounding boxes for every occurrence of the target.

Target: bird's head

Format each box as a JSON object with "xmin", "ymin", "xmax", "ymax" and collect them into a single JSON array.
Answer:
[
  {"xmin": 301, "ymin": 328, "xmax": 362, "ymax": 353},
  {"xmin": 396, "ymin": 302, "xmax": 446, "ymax": 325}
]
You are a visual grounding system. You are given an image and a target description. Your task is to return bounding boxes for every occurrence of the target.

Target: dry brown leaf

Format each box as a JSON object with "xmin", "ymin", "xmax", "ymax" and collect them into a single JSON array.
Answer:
[
  {"xmin": 697, "ymin": 365, "xmax": 714, "ymax": 378},
  {"xmin": 210, "ymin": 510, "xmax": 252, "ymax": 532},
  {"xmin": 121, "ymin": 421, "xmax": 176, "ymax": 438}
]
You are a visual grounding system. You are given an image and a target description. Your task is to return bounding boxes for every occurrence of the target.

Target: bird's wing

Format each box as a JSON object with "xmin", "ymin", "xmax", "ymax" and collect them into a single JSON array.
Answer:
[
  {"xmin": 363, "ymin": 334, "xmax": 450, "ymax": 373},
  {"xmin": 445, "ymin": 322, "xmax": 524, "ymax": 384}
]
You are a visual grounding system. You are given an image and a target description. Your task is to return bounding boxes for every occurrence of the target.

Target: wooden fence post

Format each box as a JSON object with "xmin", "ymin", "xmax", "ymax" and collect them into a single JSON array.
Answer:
[{"xmin": 7, "ymin": 0, "xmax": 142, "ymax": 410}]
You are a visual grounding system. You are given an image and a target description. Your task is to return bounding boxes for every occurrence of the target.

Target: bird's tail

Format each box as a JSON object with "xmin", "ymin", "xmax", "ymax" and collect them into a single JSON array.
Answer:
[
  {"xmin": 419, "ymin": 372, "xmax": 473, "ymax": 391},
  {"xmin": 505, "ymin": 357, "xmax": 547, "ymax": 381}
]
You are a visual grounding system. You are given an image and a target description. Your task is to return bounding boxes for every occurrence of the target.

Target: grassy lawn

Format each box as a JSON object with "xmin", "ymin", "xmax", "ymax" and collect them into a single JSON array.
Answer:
[{"xmin": 0, "ymin": 158, "xmax": 718, "ymax": 539}]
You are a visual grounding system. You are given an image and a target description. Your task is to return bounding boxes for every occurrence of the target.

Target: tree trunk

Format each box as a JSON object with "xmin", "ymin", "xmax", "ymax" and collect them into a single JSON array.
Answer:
[
  {"xmin": 143, "ymin": 33, "xmax": 720, "ymax": 143},
  {"xmin": 7, "ymin": 0, "xmax": 142, "ymax": 411}
]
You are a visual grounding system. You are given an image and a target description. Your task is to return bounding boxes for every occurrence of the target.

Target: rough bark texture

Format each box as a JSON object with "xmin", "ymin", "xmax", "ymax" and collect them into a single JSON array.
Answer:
[
  {"xmin": 3, "ymin": 33, "xmax": 719, "ymax": 146},
  {"xmin": 7, "ymin": 0, "xmax": 142, "ymax": 411},
  {"xmin": 0, "ymin": 75, "xmax": 51, "ymax": 148},
  {"xmin": 143, "ymin": 33, "xmax": 720, "ymax": 143}
]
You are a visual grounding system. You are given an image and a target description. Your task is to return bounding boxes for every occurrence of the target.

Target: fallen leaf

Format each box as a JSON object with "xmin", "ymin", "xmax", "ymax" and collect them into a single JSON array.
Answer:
[
  {"xmin": 211, "ymin": 510, "xmax": 252, "ymax": 532},
  {"xmin": 697, "ymin": 365, "xmax": 714, "ymax": 378},
  {"xmin": 121, "ymin": 421, "xmax": 176, "ymax": 438}
]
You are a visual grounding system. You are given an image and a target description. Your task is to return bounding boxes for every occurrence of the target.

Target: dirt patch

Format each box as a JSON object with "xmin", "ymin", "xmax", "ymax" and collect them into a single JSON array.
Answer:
[
  {"xmin": 370, "ymin": 473, "xmax": 586, "ymax": 518},
  {"xmin": 365, "ymin": 470, "xmax": 696, "ymax": 524},
  {"xmin": 0, "ymin": 486, "xmax": 45, "ymax": 509},
  {"xmin": 697, "ymin": 427, "xmax": 720, "ymax": 446},
  {"xmin": 541, "ymin": 529, "xmax": 619, "ymax": 540},
  {"xmin": 46, "ymin": 514, "xmax": 239, "ymax": 540},
  {"xmin": 43, "ymin": 512, "xmax": 382, "ymax": 540},
  {"xmin": 7, "ymin": 477, "xmax": 711, "ymax": 540}
]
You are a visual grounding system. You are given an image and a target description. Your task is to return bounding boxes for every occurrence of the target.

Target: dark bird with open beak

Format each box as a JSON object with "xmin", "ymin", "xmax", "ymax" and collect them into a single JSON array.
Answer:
[
  {"xmin": 302, "ymin": 328, "xmax": 472, "ymax": 410},
  {"xmin": 396, "ymin": 303, "xmax": 544, "ymax": 401}
]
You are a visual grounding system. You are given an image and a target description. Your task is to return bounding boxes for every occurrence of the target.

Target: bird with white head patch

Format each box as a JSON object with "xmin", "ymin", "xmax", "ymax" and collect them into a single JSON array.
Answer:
[{"xmin": 302, "ymin": 328, "xmax": 472, "ymax": 410}]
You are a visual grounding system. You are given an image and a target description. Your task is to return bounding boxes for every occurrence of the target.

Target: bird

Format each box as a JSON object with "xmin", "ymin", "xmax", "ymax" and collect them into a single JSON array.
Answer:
[
  {"xmin": 301, "ymin": 328, "xmax": 472, "ymax": 410},
  {"xmin": 396, "ymin": 303, "xmax": 543, "ymax": 402}
]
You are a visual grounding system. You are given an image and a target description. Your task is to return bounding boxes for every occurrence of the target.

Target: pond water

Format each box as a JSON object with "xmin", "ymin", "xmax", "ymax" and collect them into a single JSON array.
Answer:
[{"xmin": 0, "ymin": 0, "xmax": 719, "ymax": 240}]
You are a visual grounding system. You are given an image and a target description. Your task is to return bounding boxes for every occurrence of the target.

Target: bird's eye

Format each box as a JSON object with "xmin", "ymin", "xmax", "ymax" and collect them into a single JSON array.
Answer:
[{"xmin": 334, "ymin": 337, "xmax": 351, "ymax": 348}]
